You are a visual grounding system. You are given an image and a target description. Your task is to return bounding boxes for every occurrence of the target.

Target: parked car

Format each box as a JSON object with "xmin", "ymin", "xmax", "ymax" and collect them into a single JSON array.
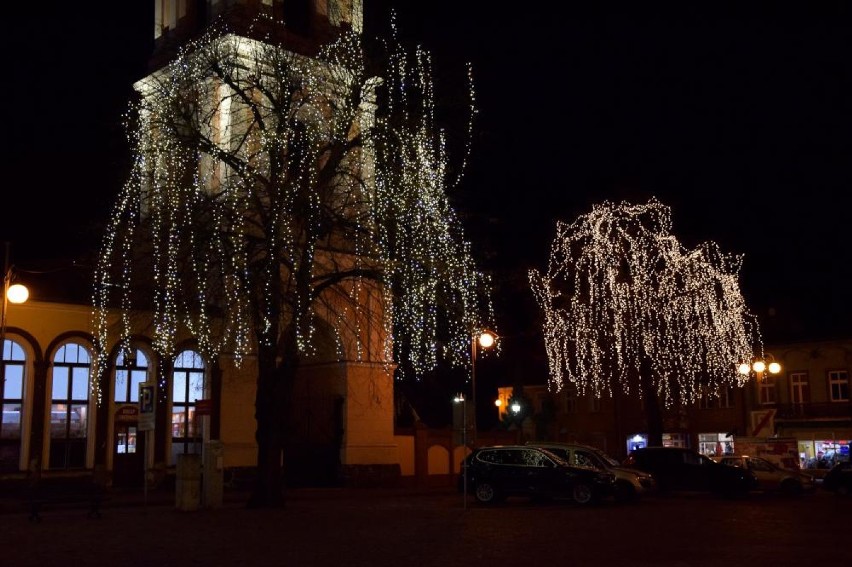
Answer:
[
  {"xmin": 527, "ymin": 442, "xmax": 657, "ymax": 501},
  {"xmin": 711, "ymin": 455, "xmax": 816, "ymax": 495},
  {"xmin": 459, "ymin": 445, "xmax": 616, "ymax": 505},
  {"xmin": 623, "ymin": 447, "xmax": 757, "ymax": 496},
  {"xmin": 821, "ymin": 461, "xmax": 852, "ymax": 495}
]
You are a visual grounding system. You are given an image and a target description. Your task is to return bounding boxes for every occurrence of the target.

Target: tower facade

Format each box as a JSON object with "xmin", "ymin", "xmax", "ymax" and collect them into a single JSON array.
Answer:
[{"xmin": 119, "ymin": 0, "xmax": 398, "ymax": 486}]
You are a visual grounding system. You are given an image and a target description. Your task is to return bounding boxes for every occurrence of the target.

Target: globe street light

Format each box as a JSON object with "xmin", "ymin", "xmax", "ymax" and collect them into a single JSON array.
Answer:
[
  {"xmin": 470, "ymin": 329, "xmax": 496, "ymax": 445},
  {"xmin": 738, "ymin": 357, "xmax": 782, "ymax": 381}
]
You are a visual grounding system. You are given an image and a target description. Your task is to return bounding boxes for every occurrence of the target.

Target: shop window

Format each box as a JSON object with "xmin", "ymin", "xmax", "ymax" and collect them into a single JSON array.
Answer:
[
  {"xmin": 0, "ymin": 339, "xmax": 26, "ymax": 472},
  {"xmin": 698, "ymin": 433, "xmax": 733, "ymax": 456},
  {"xmin": 171, "ymin": 350, "xmax": 206, "ymax": 464},
  {"xmin": 662, "ymin": 433, "xmax": 687, "ymax": 448},
  {"xmin": 49, "ymin": 343, "xmax": 92, "ymax": 469},
  {"xmin": 828, "ymin": 370, "xmax": 849, "ymax": 402}
]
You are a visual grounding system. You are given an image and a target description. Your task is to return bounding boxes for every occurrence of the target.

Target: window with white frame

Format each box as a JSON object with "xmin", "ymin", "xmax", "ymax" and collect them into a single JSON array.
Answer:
[
  {"xmin": 828, "ymin": 370, "xmax": 849, "ymax": 402},
  {"xmin": 789, "ymin": 372, "xmax": 809, "ymax": 405},
  {"xmin": 49, "ymin": 343, "xmax": 91, "ymax": 470}
]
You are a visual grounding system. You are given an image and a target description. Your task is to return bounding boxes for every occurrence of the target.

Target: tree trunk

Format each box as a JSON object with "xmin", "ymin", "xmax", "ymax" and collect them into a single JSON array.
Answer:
[
  {"xmin": 640, "ymin": 363, "xmax": 663, "ymax": 447},
  {"xmin": 248, "ymin": 343, "xmax": 295, "ymax": 508}
]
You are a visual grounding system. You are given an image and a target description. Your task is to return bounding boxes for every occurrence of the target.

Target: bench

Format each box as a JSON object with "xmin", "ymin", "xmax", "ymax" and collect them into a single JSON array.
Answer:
[{"xmin": 27, "ymin": 473, "xmax": 109, "ymax": 522}]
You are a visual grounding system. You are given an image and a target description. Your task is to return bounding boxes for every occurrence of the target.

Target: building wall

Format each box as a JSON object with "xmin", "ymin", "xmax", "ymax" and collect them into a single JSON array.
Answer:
[{"xmin": 0, "ymin": 298, "xmax": 411, "ymax": 486}]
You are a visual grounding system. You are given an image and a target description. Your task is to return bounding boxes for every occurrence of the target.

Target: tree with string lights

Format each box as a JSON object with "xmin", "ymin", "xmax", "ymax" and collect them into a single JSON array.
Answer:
[
  {"xmin": 529, "ymin": 198, "xmax": 762, "ymax": 446},
  {"xmin": 93, "ymin": 13, "xmax": 494, "ymax": 507}
]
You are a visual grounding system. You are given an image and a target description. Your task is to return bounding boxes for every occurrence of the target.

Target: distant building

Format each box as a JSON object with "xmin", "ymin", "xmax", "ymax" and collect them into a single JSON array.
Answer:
[{"xmin": 496, "ymin": 338, "xmax": 851, "ymax": 467}]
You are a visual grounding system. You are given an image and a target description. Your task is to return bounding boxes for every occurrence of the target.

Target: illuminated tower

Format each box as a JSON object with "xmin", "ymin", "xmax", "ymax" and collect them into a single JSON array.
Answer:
[{"xmin": 127, "ymin": 0, "xmax": 398, "ymax": 485}]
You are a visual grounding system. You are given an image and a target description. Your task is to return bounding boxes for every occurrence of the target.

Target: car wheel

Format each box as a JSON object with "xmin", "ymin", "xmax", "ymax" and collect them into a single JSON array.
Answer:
[
  {"xmin": 474, "ymin": 482, "xmax": 500, "ymax": 504},
  {"xmin": 780, "ymin": 480, "xmax": 803, "ymax": 496},
  {"xmin": 572, "ymin": 482, "xmax": 595, "ymax": 505}
]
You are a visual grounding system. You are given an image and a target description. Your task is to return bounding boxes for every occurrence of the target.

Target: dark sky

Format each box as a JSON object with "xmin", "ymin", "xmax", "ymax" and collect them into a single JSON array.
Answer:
[{"xmin": 3, "ymin": 1, "xmax": 851, "ymax": 348}]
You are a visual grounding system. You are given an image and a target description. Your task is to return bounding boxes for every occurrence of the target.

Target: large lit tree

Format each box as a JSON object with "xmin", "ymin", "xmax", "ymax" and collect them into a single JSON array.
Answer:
[
  {"xmin": 529, "ymin": 198, "xmax": 761, "ymax": 446},
  {"xmin": 93, "ymin": 13, "xmax": 493, "ymax": 507}
]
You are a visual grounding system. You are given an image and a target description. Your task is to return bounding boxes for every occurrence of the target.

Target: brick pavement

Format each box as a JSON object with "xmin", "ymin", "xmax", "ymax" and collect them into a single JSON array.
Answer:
[{"xmin": 1, "ymin": 484, "xmax": 848, "ymax": 566}]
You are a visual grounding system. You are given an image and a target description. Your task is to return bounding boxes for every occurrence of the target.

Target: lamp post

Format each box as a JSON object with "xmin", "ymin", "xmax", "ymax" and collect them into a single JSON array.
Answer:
[
  {"xmin": 738, "ymin": 355, "xmax": 782, "ymax": 436},
  {"xmin": 1, "ymin": 242, "xmax": 29, "ymax": 355},
  {"xmin": 453, "ymin": 393, "xmax": 467, "ymax": 509},
  {"xmin": 470, "ymin": 329, "xmax": 496, "ymax": 445}
]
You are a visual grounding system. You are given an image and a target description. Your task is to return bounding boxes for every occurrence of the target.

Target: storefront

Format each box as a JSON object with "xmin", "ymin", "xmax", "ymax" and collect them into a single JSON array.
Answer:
[
  {"xmin": 698, "ymin": 433, "xmax": 734, "ymax": 457},
  {"xmin": 777, "ymin": 426, "xmax": 851, "ymax": 472},
  {"xmin": 625, "ymin": 432, "xmax": 688, "ymax": 454},
  {"xmin": 798, "ymin": 438, "xmax": 850, "ymax": 470}
]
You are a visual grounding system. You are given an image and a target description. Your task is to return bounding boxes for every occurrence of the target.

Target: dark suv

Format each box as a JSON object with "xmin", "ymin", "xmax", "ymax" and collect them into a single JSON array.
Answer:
[
  {"xmin": 623, "ymin": 447, "xmax": 757, "ymax": 496},
  {"xmin": 459, "ymin": 445, "xmax": 616, "ymax": 505}
]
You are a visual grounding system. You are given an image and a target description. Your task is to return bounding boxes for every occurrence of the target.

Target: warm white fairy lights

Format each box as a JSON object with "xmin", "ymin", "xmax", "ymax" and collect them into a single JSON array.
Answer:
[
  {"xmin": 91, "ymin": 13, "xmax": 493, "ymax": 397},
  {"xmin": 529, "ymin": 198, "xmax": 762, "ymax": 408}
]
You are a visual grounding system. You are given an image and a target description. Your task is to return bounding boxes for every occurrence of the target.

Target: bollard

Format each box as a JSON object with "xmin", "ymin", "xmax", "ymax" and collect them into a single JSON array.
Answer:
[{"xmin": 175, "ymin": 453, "xmax": 201, "ymax": 511}]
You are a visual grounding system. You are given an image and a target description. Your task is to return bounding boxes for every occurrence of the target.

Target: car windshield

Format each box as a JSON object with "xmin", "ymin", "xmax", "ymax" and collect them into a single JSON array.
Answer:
[{"xmin": 592, "ymin": 449, "xmax": 621, "ymax": 467}]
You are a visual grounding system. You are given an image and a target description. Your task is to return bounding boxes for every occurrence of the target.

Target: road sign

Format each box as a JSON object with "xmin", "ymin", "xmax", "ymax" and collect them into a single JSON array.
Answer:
[{"xmin": 139, "ymin": 382, "xmax": 155, "ymax": 431}]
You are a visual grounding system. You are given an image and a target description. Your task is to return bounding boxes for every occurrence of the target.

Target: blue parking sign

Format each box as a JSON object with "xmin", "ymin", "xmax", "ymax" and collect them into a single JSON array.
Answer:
[{"xmin": 139, "ymin": 382, "xmax": 155, "ymax": 431}]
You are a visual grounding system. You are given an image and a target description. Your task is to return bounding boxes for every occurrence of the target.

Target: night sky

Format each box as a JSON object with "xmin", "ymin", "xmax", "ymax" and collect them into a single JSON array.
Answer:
[{"xmin": 3, "ymin": 1, "xmax": 850, "ymax": 361}]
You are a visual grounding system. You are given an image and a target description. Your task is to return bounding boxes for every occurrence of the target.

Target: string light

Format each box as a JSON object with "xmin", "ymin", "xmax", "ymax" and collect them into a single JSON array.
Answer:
[
  {"xmin": 91, "ymin": 11, "xmax": 494, "ymax": 396},
  {"xmin": 529, "ymin": 198, "xmax": 761, "ymax": 407}
]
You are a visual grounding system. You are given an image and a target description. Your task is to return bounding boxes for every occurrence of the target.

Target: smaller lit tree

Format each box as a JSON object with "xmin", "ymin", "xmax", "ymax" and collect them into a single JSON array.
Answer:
[{"xmin": 529, "ymin": 198, "xmax": 763, "ymax": 446}]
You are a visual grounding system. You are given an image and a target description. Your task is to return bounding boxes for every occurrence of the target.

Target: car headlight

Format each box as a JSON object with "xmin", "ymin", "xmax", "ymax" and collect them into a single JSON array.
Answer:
[{"xmin": 637, "ymin": 475, "xmax": 655, "ymax": 488}]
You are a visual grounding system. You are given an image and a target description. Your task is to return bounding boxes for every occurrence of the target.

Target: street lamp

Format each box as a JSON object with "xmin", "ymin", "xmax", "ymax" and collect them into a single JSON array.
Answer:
[
  {"xmin": 738, "ymin": 354, "xmax": 783, "ymax": 415},
  {"xmin": 470, "ymin": 329, "xmax": 496, "ymax": 445},
  {"xmin": 738, "ymin": 356, "xmax": 782, "ymax": 381},
  {"xmin": 1, "ymin": 242, "xmax": 29, "ymax": 355}
]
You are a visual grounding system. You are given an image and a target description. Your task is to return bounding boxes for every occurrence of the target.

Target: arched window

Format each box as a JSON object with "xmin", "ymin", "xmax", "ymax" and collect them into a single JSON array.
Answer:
[
  {"xmin": 0, "ymin": 339, "xmax": 26, "ymax": 472},
  {"xmin": 49, "ymin": 343, "xmax": 92, "ymax": 469},
  {"xmin": 171, "ymin": 350, "xmax": 205, "ymax": 463}
]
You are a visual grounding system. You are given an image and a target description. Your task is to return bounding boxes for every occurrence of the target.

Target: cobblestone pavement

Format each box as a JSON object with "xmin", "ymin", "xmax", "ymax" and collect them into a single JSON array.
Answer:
[{"xmin": 1, "ymin": 486, "xmax": 849, "ymax": 566}]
